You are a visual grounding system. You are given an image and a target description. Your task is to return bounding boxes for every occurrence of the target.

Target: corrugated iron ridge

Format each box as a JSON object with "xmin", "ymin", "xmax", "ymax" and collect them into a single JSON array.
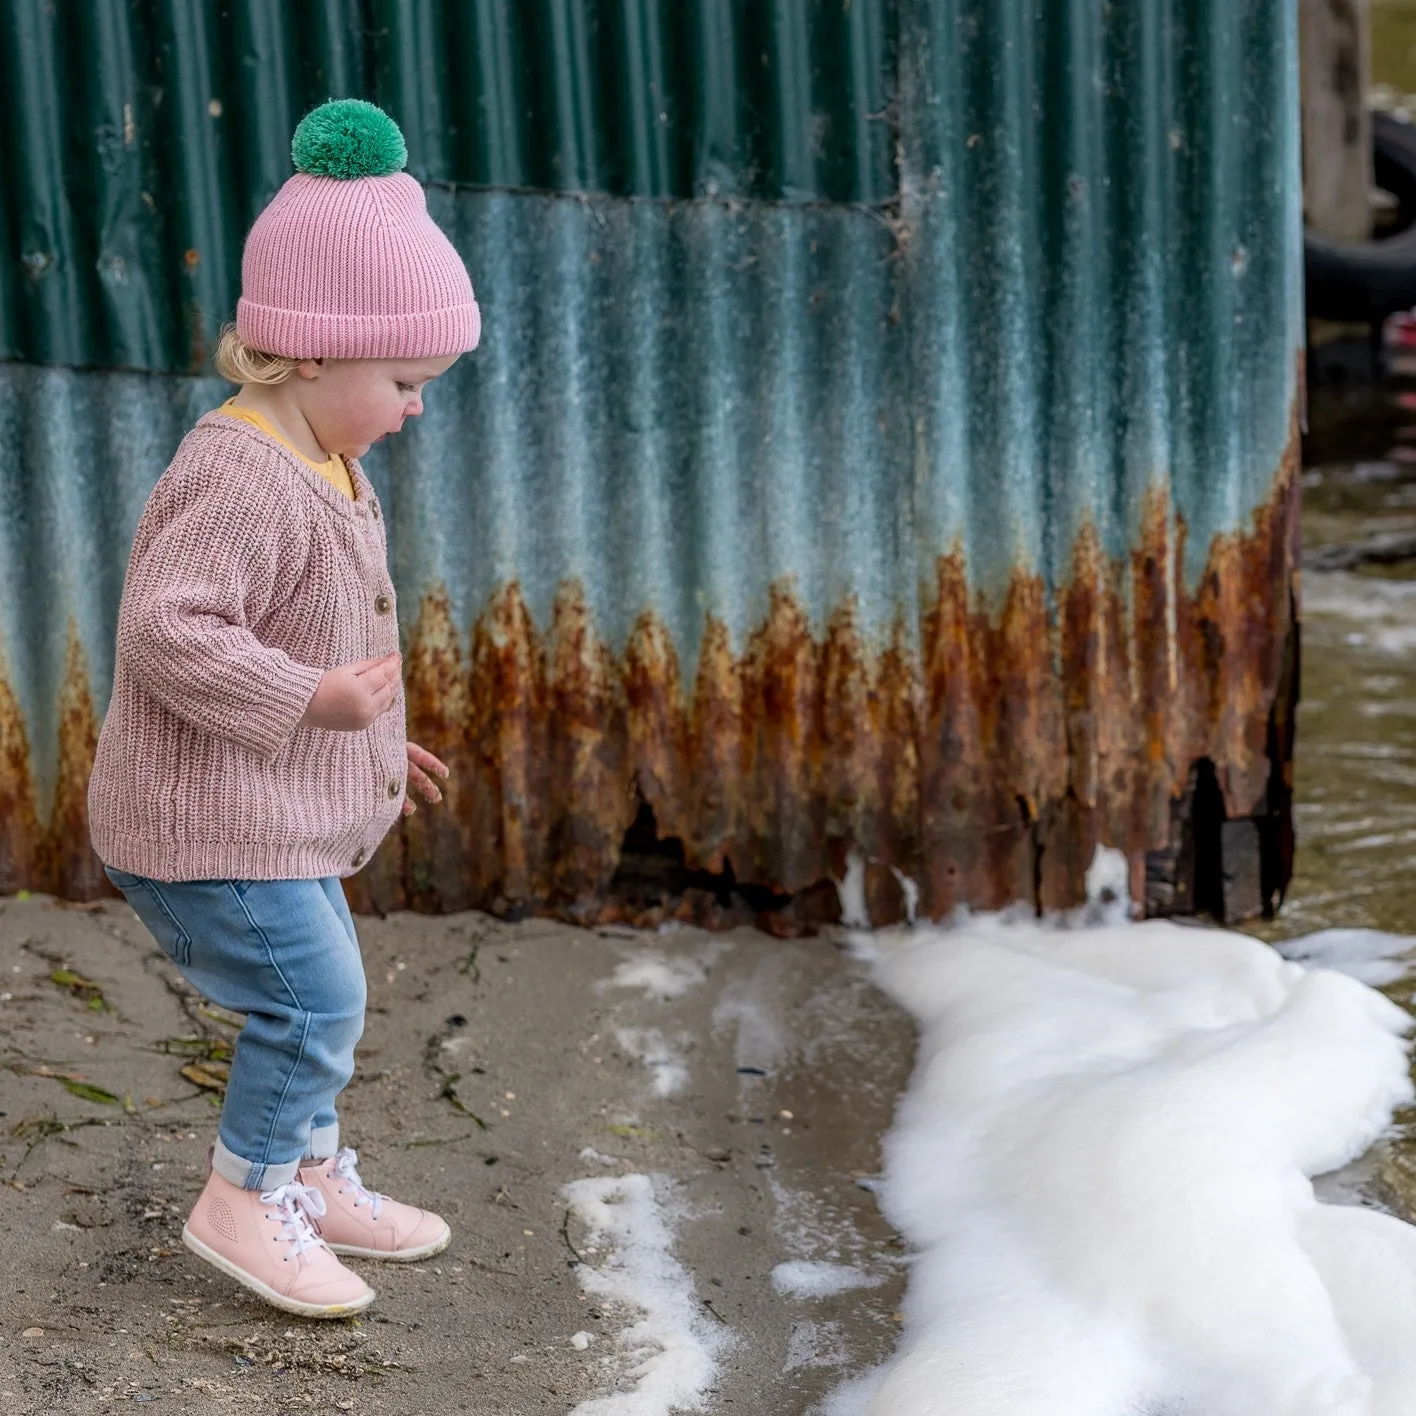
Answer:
[
  {"xmin": 897, "ymin": 0, "xmax": 1301, "ymax": 597},
  {"xmin": 0, "ymin": 0, "xmax": 898, "ymax": 372},
  {"xmin": 375, "ymin": 0, "xmax": 896, "ymax": 201}
]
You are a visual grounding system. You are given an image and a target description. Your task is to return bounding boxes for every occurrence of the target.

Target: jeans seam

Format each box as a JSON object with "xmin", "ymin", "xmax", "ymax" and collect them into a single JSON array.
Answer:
[
  {"xmin": 321, "ymin": 878, "xmax": 359, "ymax": 950},
  {"xmin": 254, "ymin": 1007, "xmax": 313, "ymax": 1181},
  {"xmin": 230, "ymin": 883, "xmax": 316, "ymax": 1177},
  {"xmin": 132, "ymin": 879, "xmax": 193, "ymax": 967},
  {"xmin": 230, "ymin": 883, "xmax": 302, "ymax": 1010}
]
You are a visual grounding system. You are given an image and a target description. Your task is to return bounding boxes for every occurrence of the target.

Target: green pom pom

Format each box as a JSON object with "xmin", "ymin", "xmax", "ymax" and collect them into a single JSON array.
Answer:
[{"xmin": 292, "ymin": 99, "xmax": 407, "ymax": 179}]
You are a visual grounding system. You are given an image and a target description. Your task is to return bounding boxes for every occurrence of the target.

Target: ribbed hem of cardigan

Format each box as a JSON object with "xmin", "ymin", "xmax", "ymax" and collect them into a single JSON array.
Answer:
[
  {"xmin": 237, "ymin": 297, "xmax": 481, "ymax": 359},
  {"xmin": 91, "ymin": 831, "xmax": 379, "ymax": 884}
]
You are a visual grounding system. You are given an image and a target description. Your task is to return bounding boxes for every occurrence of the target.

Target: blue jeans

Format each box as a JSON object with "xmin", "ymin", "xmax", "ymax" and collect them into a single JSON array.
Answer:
[{"xmin": 104, "ymin": 869, "xmax": 366, "ymax": 1191}]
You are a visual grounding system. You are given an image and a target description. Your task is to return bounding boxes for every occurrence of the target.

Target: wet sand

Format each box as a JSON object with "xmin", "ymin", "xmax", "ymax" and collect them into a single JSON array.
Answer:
[{"xmin": 0, "ymin": 895, "xmax": 912, "ymax": 1414}]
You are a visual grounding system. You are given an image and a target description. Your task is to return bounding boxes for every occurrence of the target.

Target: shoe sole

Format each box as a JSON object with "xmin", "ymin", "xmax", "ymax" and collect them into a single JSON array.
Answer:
[
  {"xmin": 327, "ymin": 1223, "xmax": 452, "ymax": 1263},
  {"xmin": 181, "ymin": 1228, "xmax": 376, "ymax": 1318}
]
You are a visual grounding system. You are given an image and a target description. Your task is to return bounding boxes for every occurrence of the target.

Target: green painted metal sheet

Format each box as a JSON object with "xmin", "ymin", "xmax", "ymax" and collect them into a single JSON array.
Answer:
[{"xmin": 0, "ymin": 0, "xmax": 896, "ymax": 372}]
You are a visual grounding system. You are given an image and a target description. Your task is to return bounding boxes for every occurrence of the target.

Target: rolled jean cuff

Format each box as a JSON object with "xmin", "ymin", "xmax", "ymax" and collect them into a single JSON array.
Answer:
[
  {"xmin": 212, "ymin": 1136, "xmax": 301, "ymax": 1193},
  {"xmin": 305, "ymin": 1124, "xmax": 340, "ymax": 1162}
]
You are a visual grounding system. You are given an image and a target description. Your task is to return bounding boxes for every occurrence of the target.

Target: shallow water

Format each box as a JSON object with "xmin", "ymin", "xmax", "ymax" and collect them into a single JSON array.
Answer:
[
  {"xmin": 1374, "ymin": 1, "xmax": 1416, "ymax": 112},
  {"xmin": 1268, "ymin": 346, "xmax": 1416, "ymax": 1234},
  {"xmin": 1272, "ymin": 2, "xmax": 1416, "ymax": 946},
  {"xmin": 1253, "ymin": 352, "xmax": 1416, "ymax": 943},
  {"xmin": 1266, "ymin": 567, "xmax": 1416, "ymax": 938}
]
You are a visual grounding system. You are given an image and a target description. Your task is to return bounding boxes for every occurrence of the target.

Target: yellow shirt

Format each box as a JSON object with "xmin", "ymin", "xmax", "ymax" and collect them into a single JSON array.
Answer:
[{"xmin": 219, "ymin": 400, "xmax": 355, "ymax": 500}]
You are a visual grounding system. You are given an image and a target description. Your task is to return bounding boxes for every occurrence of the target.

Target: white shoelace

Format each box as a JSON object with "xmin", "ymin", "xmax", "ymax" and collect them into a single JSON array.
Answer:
[
  {"xmin": 260, "ymin": 1181, "xmax": 328, "ymax": 1259},
  {"xmin": 328, "ymin": 1147, "xmax": 385, "ymax": 1221}
]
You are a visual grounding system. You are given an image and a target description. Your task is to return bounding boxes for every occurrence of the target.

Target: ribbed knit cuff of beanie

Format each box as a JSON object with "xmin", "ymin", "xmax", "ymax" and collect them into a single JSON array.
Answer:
[{"xmin": 235, "ymin": 98, "xmax": 481, "ymax": 361}]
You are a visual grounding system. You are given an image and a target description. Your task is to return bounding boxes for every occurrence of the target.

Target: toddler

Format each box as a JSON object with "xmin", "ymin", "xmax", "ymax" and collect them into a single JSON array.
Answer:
[{"xmin": 87, "ymin": 99, "xmax": 480, "ymax": 1318}]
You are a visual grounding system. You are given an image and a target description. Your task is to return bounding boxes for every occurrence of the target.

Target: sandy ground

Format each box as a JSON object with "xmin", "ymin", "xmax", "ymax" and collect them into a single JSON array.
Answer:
[{"xmin": 0, "ymin": 893, "xmax": 914, "ymax": 1415}]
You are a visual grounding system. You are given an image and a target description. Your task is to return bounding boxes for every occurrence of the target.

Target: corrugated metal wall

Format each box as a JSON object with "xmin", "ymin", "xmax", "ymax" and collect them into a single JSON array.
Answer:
[
  {"xmin": 0, "ymin": 0, "xmax": 895, "ymax": 371},
  {"xmin": 0, "ymin": 0, "xmax": 1302, "ymax": 926}
]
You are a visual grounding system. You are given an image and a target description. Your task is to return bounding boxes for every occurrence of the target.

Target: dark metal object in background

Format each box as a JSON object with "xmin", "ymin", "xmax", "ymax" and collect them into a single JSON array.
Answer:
[{"xmin": 0, "ymin": 1, "xmax": 1303, "ymax": 929}]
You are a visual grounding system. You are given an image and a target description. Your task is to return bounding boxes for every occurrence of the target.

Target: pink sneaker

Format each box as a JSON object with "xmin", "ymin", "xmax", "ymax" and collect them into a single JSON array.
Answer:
[
  {"xmin": 182, "ymin": 1171, "xmax": 375, "ymax": 1318},
  {"xmin": 298, "ymin": 1148, "xmax": 451, "ymax": 1262}
]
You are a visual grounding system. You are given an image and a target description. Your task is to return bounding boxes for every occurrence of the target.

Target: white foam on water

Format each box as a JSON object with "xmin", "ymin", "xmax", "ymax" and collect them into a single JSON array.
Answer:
[
  {"xmin": 766, "ymin": 1171, "xmax": 883, "ymax": 1279},
  {"xmin": 609, "ymin": 951, "xmax": 708, "ymax": 1000},
  {"xmin": 616, "ymin": 1027, "xmax": 690, "ymax": 1097},
  {"xmin": 827, "ymin": 910, "xmax": 1416, "ymax": 1416},
  {"xmin": 1083, "ymin": 844, "xmax": 1132, "ymax": 914},
  {"xmin": 891, "ymin": 868, "xmax": 921, "ymax": 926},
  {"xmin": 1275, "ymin": 928, "xmax": 1416, "ymax": 988},
  {"xmin": 563, "ymin": 1173, "xmax": 728, "ymax": 1415},
  {"xmin": 837, "ymin": 854, "xmax": 922, "ymax": 928},
  {"xmin": 772, "ymin": 1260, "xmax": 882, "ymax": 1300},
  {"xmin": 839, "ymin": 852, "xmax": 871, "ymax": 929}
]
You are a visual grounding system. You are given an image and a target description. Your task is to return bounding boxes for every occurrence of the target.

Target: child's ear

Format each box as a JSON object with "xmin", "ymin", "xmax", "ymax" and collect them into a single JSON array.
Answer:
[{"xmin": 294, "ymin": 358, "xmax": 324, "ymax": 381}]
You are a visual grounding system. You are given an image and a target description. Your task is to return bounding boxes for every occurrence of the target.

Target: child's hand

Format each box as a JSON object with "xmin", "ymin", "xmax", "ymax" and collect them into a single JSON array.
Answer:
[
  {"xmin": 403, "ymin": 741, "xmax": 450, "ymax": 815},
  {"xmin": 299, "ymin": 653, "xmax": 402, "ymax": 731}
]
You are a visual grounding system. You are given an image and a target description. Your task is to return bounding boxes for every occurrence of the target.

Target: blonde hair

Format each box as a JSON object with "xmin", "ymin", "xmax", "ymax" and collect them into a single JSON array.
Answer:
[{"xmin": 213, "ymin": 324, "xmax": 304, "ymax": 386}]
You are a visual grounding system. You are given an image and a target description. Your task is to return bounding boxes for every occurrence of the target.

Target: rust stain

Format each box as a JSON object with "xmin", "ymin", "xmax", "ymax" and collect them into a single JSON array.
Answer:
[
  {"xmin": 1042, "ymin": 520, "xmax": 1110, "ymax": 911},
  {"xmin": 468, "ymin": 581, "xmax": 548, "ymax": 907},
  {"xmin": 1206, "ymin": 434, "xmax": 1302, "ymax": 818},
  {"xmin": 918, "ymin": 558, "xmax": 1067, "ymax": 915},
  {"xmin": 0, "ymin": 651, "xmax": 39, "ymax": 894},
  {"xmin": 818, "ymin": 600, "xmax": 874, "ymax": 874},
  {"xmin": 918, "ymin": 547, "xmax": 984, "ymax": 915},
  {"xmin": 35, "ymin": 625, "xmax": 105, "ymax": 899},
  {"xmin": 819, "ymin": 602, "xmax": 919, "ymax": 882},
  {"xmin": 401, "ymin": 586, "xmax": 475, "ymax": 909},
  {"xmin": 740, "ymin": 583, "xmax": 821, "ymax": 890},
  {"xmin": 622, "ymin": 609, "xmax": 685, "ymax": 849},
  {"xmin": 876, "ymin": 622, "xmax": 921, "ymax": 833},
  {"xmin": 545, "ymin": 582, "xmax": 626, "ymax": 906},
  {"xmin": 7, "ymin": 438, "xmax": 1300, "ymax": 928},
  {"xmin": 685, "ymin": 615, "xmax": 744, "ymax": 874}
]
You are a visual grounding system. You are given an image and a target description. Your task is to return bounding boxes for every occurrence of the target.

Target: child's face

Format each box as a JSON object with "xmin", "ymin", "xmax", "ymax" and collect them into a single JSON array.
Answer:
[{"xmin": 294, "ymin": 354, "xmax": 460, "ymax": 458}]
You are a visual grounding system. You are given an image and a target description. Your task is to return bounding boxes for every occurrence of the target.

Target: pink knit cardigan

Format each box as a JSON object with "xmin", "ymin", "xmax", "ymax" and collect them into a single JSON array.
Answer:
[{"xmin": 88, "ymin": 413, "xmax": 408, "ymax": 882}]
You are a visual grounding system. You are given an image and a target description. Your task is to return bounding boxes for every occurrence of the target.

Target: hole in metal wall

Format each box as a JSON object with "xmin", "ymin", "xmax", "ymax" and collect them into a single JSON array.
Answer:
[{"xmin": 610, "ymin": 799, "xmax": 795, "ymax": 915}]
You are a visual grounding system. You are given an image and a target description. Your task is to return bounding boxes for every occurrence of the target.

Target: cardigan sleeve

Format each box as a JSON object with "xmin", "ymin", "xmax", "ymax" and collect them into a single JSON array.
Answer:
[{"xmin": 115, "ymin": 443, "xmax": 326, "ymax": 762}]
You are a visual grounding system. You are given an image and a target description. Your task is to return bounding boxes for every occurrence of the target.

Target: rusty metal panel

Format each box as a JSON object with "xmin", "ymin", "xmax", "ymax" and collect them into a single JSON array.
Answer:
[
  {"xmin": 897, "ymin": 0, "xmax": 1303, "ymax": 922},
  {"xmin": 0, "ymin": 0, "xmax": 1302, "ymax": 926}
]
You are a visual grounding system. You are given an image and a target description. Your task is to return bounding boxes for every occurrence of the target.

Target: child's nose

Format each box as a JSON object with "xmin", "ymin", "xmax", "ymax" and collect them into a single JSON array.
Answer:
[{"xmin": 404, "ymin": 392, "xmax": 423, "ymax": 416}]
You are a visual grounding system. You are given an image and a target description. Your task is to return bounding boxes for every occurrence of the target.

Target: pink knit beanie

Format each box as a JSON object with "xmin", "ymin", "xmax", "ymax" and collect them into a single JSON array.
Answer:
[{"xmin": 236, "ymin": 99, "xmax": 480, "ymax": 359}]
